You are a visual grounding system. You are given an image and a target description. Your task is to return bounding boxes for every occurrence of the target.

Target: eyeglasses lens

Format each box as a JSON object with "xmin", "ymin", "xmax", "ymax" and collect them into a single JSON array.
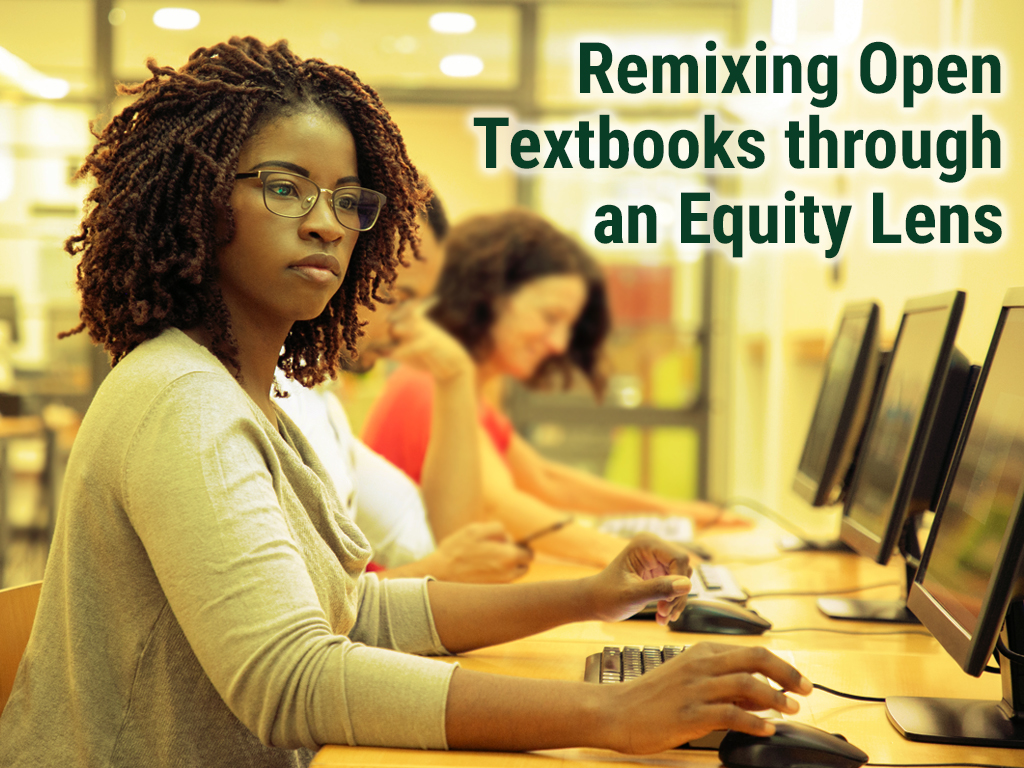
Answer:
[{"xmin": 262, "ymin": 172, "xmax": 382, "ymax": 232}]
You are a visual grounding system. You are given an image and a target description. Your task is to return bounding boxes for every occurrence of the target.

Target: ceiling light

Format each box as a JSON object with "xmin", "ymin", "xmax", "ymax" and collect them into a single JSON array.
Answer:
[
  {"xmin": 153, "ymin": 8, "xmax": 200, "ymax": 30},
  {"xmin": 0, "ymin": 46, "xmax": 69, "ymax": 99},
  {"xmin": 430, "ymin": 13, "xmax": 476, "ymax": 34},
  {"xmin": 440, "ymin": 55, "xmax": 483, "ymax": 78},
  {"xmin": 36, "ymin": 78, "xmax": 70, "ymax": 99}
]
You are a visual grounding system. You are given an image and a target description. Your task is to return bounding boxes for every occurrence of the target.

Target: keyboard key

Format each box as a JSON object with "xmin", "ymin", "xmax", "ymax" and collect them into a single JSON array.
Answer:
[
  {"xmin": 600, "ymin": 646, "xmax": 622, "ymax": 684},
  {"xmin": 622, "ymin": 646, "xmax": 643, "ymax": 680}
]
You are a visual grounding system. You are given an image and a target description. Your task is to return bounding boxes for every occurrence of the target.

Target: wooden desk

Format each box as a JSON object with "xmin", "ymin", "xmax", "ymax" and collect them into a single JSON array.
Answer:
[{"xmin": 314, "ymin": 528, "xmax": 1020, "ymax": 767}]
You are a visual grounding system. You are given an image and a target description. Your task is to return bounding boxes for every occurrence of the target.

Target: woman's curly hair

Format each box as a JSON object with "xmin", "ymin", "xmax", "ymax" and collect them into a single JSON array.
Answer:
[
  {"xmin": 429, "ymin": 209, "xmax": 610, "ymax": 396},
  {"xmin": 63, "ymin": 36, "xmax": 427, "ymax": 386}
]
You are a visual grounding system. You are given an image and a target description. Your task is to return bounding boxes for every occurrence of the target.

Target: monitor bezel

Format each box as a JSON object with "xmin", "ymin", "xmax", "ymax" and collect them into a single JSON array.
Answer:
[
  {"xmin": 838, "ymin": 290, "xmax": 966, "ymax": 565},
  {"xmin": 907, "ymin": 286, "xmax": 1024, "ymax": 677},
  {"xmin": 793, "ymin": 301, "xmax": 881, "ymax": 507}
]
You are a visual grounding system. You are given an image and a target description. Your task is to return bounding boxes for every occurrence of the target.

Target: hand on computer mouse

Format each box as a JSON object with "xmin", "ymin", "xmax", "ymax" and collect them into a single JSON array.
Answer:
[
  {"xmin": 584, "ymin": 533, "xmax": 693, "ymax": 624},
  {"xmin": 595, "ymin": 643, "xmax": 813, "ymax": 755}
]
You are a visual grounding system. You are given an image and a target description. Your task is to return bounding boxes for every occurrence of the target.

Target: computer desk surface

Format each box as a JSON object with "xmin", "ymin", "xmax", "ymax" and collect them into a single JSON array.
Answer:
[{"xmin": 313, "ymin": 524, "xmax": 1015, "ymax": 768}]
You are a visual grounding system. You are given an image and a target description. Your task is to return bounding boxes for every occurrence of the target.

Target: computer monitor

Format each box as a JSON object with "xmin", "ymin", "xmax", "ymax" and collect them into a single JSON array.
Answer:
[
  {"xmin": 793, "ymin": 301, "xmax": 881, "ymax": 507},
  {"xmin": 819, "ymin": 290, "xmax": 974, "ymax": 622},
  {"xmin": 887, "ymin": 287, "xmax": 1024, "ymax": 747}
]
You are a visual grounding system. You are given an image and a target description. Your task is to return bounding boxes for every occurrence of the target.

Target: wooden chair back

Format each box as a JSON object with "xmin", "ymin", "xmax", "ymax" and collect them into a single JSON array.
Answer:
[{"xmin": 0, "ymin": 580, "xmax": 42, "ymax": 713}]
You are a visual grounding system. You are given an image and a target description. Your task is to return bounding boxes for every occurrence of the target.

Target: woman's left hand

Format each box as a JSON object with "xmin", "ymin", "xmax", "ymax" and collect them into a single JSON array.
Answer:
[
  {"xmin": 673, "ymin": 501, "xmax": 754, "ymax": 529},
  {"xmin": 584, "ymin": 534, "xmax": 692, "ymax": 625}
]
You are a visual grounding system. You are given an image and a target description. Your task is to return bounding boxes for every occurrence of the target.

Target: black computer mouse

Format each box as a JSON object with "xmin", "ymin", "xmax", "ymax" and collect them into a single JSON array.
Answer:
[
  {"xmin": 718, "ymin": 720, "xmax": 869, "ymax": 768},
  {"xmin": 668, "ymin": 598, "xmax": 771, "ymax": 635}
]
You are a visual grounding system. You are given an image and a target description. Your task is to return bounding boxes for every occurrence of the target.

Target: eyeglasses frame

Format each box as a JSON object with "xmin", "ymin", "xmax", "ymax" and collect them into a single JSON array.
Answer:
[{"xmin": 234, "ymin": 170, "xmax": 387, "ymax": 232}]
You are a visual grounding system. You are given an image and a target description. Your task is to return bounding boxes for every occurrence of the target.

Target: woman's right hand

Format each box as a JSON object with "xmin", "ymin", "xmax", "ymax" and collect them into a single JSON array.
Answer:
[
  {"xmin": 427, "ymin": 522, "xmax": 534, "ymax": 583},
  {"xmin": 597, "ymin": 643, "xmax": 812, "ymax": 755}
]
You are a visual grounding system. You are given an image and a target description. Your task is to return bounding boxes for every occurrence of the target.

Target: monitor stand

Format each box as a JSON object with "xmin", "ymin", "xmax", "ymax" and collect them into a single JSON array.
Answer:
[
  {"xmin": 886, "ymin": 602, "xmax": 1024, "ymax": 747},
  {"xmin": 817, "ymin": 521, "xmax": 920, "ymax": 623}
]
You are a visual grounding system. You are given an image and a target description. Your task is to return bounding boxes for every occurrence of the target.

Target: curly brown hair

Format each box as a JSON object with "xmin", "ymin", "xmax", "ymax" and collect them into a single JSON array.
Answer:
[
  {"xmin": 429, "ymin": 209, "xmax": 610, "ymax": 395},
  {"xmin": 63, "ymin": 36, "xmax": 427, "ymax": 386}
]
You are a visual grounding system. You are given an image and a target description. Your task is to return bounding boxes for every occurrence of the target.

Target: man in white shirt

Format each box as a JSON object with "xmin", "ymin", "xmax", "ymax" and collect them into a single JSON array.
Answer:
[{"xmin": 277, "ymin": 195, "xmax": 532, "ymax": 582}]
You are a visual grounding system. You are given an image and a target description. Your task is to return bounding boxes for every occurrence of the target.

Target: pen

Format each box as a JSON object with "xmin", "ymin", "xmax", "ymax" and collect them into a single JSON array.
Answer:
[{"xmin": 516, "ymin": 516, "xmax": 574, "ymax": 547}]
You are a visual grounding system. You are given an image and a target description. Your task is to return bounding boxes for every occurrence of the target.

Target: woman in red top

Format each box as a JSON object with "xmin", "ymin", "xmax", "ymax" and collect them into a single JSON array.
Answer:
[{"xmin": 363, "ymin": 209, "xmax": 746, "ymax": 567}]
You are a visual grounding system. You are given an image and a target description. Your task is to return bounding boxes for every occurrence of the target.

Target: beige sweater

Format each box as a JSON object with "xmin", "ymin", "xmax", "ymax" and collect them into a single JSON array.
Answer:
[{"xmin": 0, "ymin": 329, "xmax": 456, "ymax": 768}]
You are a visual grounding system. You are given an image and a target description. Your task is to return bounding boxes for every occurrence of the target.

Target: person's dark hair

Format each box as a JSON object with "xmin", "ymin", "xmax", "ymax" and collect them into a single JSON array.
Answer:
[
  {"xmin": 429, "ymin": 208, "xmax": 609, "ymax": 395},
  {"xmin": 62, "ymin": 36, "xmax": 427, "ymax": 386},
  {"xmin": 423, "ymin": 193, "xmax": 448, "ymax": 241}
]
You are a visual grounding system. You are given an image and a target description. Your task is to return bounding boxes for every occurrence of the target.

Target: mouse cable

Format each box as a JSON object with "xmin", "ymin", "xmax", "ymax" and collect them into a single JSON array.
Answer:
[
  {"xmin": 769, "ymin": 626, "xmax": 934, "ymax": 637},
  {"xmin": 868, "ymin": 762, "xmax": 1013, "ymax": 768},
  {"xmin": 770, "ymin": 680, "xmax": 882, "ymax": 702},
  {"xmin": 810, "ymin": 682, "xmax": 885, "ymax": 702},
  {"xmin": 746, "ymin": 579, "xmax": 900, "ymax": 599}
]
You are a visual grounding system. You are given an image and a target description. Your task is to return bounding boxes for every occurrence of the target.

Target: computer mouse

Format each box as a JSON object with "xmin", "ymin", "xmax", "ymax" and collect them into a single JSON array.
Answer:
[
  {"xmin": 667, "ymin": 598, "xmax": 771, "ymax": 635},
  {"xmin": 718, "ymin": 720, "xmax": 868, "ymax": 768}
]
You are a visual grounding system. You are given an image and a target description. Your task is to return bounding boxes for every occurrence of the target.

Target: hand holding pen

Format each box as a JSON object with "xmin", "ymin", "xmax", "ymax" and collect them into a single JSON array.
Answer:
[{"xmin": 515, "ymin": 515, "xmax": 575, "ymax": 549}]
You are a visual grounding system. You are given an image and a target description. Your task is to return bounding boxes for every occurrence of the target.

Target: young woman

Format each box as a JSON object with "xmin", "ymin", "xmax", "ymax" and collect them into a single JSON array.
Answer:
[
  {"xmin": 362, "ymin": 209, "xmax": 748, "ymax": 567},
  {"xmin": 0, "ymin": 38, "xmax": 809, "ymax": 768}
]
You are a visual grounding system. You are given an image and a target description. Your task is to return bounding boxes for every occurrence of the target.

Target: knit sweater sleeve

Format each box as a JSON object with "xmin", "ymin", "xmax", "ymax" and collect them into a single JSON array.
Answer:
[{"xmin": 122, "ymin": 369, "xmax": 456, "ymax": 751}]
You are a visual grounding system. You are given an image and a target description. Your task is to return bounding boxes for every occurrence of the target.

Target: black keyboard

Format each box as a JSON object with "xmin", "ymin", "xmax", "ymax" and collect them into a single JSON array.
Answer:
[{"xmin": 583, "ymin": 645, "xmax": 783, "ymax": 749}]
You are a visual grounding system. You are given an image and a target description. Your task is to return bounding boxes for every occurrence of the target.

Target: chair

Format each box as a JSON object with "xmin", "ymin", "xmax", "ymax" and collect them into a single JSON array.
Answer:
[{"xmin": 0, "ymin": 580, "xmax": 42, "ymax": 713}]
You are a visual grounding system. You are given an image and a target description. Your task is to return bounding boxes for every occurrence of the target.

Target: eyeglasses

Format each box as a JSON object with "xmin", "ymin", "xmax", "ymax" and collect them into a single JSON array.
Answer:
[{"xmin": 234, "ymin": 170, "xmax": 386, "ymax": 232}]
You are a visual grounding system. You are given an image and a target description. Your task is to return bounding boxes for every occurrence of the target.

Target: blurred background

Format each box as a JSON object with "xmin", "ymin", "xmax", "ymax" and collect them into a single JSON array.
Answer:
[{"xmin": 0, "ymin": 0, "xmax": 1020, "ymax": 586}]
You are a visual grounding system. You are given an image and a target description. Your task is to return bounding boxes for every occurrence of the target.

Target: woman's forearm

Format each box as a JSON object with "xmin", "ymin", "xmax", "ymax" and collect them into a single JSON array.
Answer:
[
  {"xmin": 421, "ymin": 368, "xmax": 484, "ymax": 540},
  {"xmin": 539, "ymin": 460, "xmax": 676, "ymax": 513},
  {"xmin": 445, "ymin": 670, "xmax": 610, "ymax": 750},
  {"xmin": 427, "ymin": 577, "xmax": 594, "ymax": 652}
]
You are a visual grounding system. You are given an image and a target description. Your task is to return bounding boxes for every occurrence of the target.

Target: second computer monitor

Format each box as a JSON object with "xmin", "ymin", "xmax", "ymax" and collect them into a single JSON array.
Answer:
[
  {"xmin": 839, "ymin": 290, "xmax": 970, "ymax": 565},
  {"xmin": 793, "ymin": 301, "xmax": 881, "ymax": 507}
]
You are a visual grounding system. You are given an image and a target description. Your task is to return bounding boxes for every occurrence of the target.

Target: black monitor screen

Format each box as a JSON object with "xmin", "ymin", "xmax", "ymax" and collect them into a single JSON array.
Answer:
[
  {"xmin": 917, "ymin": 305, "xmax": 1024, "ymax": 651},
  {"xmin": 793, "ymin": 302, "xmax": 879, "ymax": 507},
  {"xmin": 845, "ymin": 307, "xmax": 954, "ymax": 547}
]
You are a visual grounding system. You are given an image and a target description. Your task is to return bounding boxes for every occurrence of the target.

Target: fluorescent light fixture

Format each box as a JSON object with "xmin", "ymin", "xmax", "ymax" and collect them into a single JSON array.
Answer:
[
  {"xmin": 36, "ymin": 78, "xmax": 69, "ymax": 99},
  {"xmin": 430, "ymin": 12, "xmax": 476, "ymax": 34},
  {"xmin": 153, "ymin": 8, "xmax": 200, "ymax": 30},
  {"xmin": 834, "ymin": 0, "xmax": 863, "ymax": 45},
  {"xmin": 440, "ymin": 54, "xmax": 483, "ymax": 78},
  {"xmin": 0, "ymin": 46, "xmax": 69, "ymax": 99},
  {"xmin": 771, "ymin": 0, "xmax": 798, "ymax": 44}
]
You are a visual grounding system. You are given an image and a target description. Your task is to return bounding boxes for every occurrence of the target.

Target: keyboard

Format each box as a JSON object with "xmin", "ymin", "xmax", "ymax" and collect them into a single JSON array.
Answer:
[
  {"xmin": 583, "ymin": 645, "xmax": 784, "ymax": 749},
  {"xmin": 597, "ymin": 514, "xmax": 695, "ymax": 544},
  {"xmin": 691, "ymin": 563, "xmax": 747, "ymax": 602}
]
